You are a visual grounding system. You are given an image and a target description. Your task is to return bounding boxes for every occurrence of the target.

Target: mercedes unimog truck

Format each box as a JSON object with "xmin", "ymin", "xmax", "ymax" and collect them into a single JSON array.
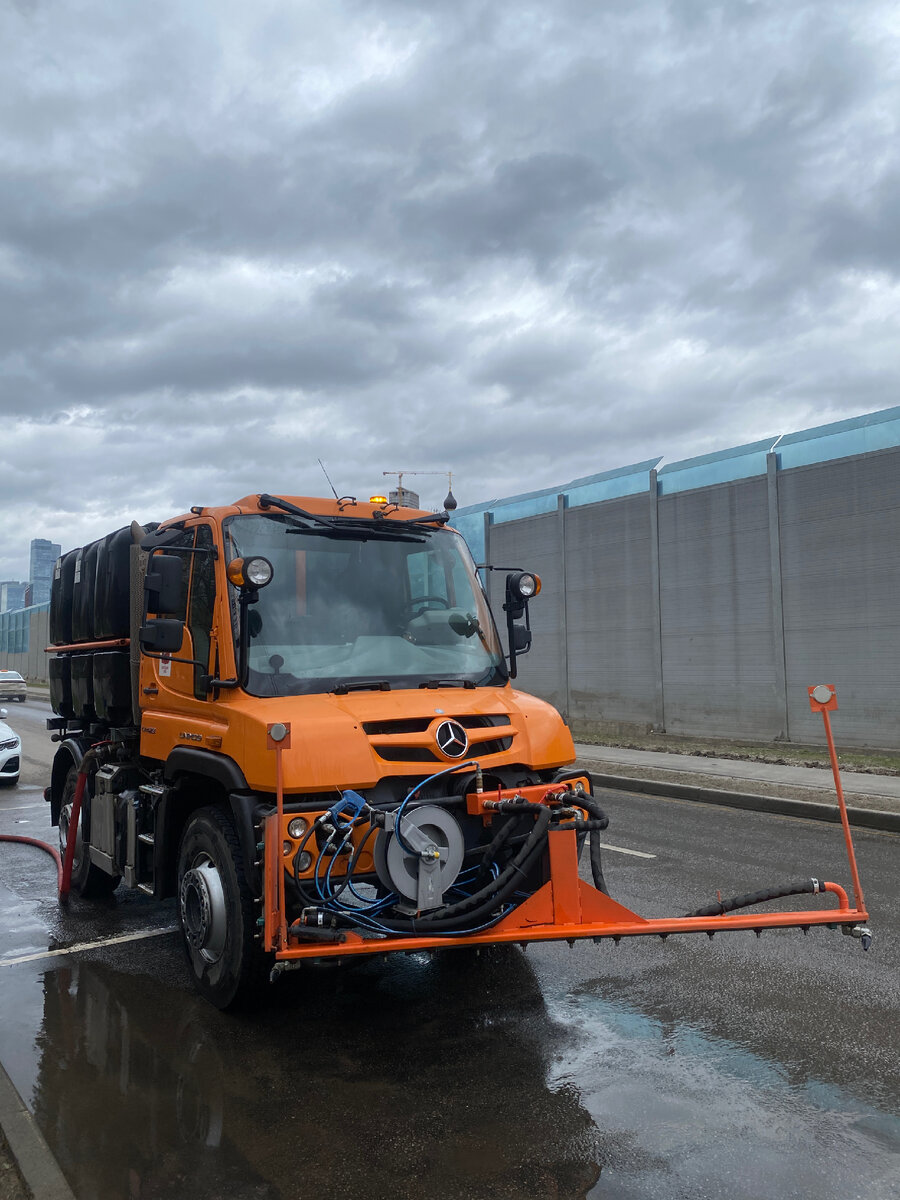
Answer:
[
  {"xmin": 45, "ymin": 492, "xmax": 604, "ymax": 1007},
  {"xmin": 45, "ymin": 492, "xmax": 870, "ymax": 1010}
]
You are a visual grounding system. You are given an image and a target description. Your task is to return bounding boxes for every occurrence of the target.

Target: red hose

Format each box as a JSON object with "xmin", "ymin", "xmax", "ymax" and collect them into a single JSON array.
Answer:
[
  {"xmin": 0, "ymin": 834, "xmax": 63, "ymax": 892},
  {"xmin": 58, "ymin": 769, "xmax": 87, "ymax": 903},
  {"xmin": 3, "ymin": 742, "xmax": 110, "ymax": 906}
]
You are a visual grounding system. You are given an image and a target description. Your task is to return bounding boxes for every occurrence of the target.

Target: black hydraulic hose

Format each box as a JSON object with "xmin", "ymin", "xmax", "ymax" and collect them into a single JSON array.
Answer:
[
  {"xmin": 684, "ymin": 878, "xmax": 827, "ymax": 918},
  {"xmin": 561, "ymin": 789, "xmax": 610, "ymax": 896},
  {"xmin": 475, "ymin": 812, "xmax": 529, "ymax": 884}
]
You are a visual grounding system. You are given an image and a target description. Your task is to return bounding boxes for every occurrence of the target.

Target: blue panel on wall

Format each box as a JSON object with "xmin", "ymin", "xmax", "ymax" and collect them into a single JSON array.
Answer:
[
  {"xmin": 776, "ymin": 405, "xmax": 900, "ymax": 470},
  {"xmin": 657, "ymin": 437, "xmax": 779, "ymax": 494}
]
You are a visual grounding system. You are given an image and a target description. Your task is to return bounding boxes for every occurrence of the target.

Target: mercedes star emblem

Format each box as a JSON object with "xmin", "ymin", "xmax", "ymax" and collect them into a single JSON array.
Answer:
[{"xmin": 435, "ymin": 719, "xmax": 469, "ymax": 759}]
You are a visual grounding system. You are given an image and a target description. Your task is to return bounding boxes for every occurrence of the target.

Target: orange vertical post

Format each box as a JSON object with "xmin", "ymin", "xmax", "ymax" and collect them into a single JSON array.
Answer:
[
  {"xmin": 807, "ymin": 685, "xmax": 865, "ymax": 913},
  {"xmin": 266, "ymin": 722, "xmax": 292, "ymax": 949}
]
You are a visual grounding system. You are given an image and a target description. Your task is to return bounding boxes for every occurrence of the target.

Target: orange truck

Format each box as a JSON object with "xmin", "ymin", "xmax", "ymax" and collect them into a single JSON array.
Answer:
[{"xmin": 45, "ymin": 492, "xmax": 870, "ymax": 1009}]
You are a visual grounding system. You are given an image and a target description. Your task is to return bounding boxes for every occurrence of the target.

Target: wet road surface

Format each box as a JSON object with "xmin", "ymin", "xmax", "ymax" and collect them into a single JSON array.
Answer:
[{"xmin": 0, "ymin": 698, "xmax": 898, "ymax": 1199}]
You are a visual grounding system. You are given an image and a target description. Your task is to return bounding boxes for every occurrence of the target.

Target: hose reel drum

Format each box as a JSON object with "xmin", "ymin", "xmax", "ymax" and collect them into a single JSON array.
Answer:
[{"xmin": 373, "ymin": 804, "xmax": 466, "ymax": 911}]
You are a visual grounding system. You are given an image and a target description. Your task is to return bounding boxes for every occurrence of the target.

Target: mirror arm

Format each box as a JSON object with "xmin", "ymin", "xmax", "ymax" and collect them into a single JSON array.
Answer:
[{"xmin": 142, "ymin": 651, "xmax": 208, "ymax": 669}]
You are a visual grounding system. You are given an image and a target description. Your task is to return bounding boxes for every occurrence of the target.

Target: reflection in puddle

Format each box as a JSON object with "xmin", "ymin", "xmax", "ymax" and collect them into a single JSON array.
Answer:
[
  {"xmin": 546, "ymin": 986, "xmax": 900, "ymax": 1200},
  {"xmin": 29, "ymin": 950, "xmax": 606, "ymax": 1199}
]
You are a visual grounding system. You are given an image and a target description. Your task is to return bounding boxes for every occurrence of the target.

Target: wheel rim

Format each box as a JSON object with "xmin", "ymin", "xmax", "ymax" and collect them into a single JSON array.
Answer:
[
  {"xmin": 59, "ymin": 803, "xmax": 83, "ymax": 873},
  {"xmin": 180, "ymin": 855, "xmax": 228, "ymax": 964}
]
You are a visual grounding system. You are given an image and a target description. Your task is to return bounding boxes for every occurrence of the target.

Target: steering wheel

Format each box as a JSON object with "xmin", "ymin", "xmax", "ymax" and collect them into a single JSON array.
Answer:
[{"xmin": 409, "ymin": 594, "xmax": 450, "ymax": 614}]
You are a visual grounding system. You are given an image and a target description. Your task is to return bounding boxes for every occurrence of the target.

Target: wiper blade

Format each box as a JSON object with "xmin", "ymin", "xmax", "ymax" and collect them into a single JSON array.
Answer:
[
  {"xmin": 286, "ymin": 525, "xmax": 425, "ymax": 544},
  {"xmin": 418, "ymin": 679, "xmax": 477, "ymax": 690},
  {"xmin": 258, "ymin": 494, "xmax": 337, "ymax": 529},
  {"xmin": 259, "ymin": 493, "xmax": 449, "ymax": 531},
  {"xmin": 331, "ymin": 679, "xmax": 392, "ymax": 695}
]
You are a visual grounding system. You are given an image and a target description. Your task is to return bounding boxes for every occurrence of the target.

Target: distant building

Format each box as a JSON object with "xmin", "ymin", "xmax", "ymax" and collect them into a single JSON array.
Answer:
[
  {"xmin": 389, "ymin": 486, "xmax": 420, "ymax": 508},
  {"xmin": 0, "ymin": 581, "xmax": 28, "ymax": 613},
  {"xmin": 29, "ymin": 538, "xmax": 61, "ymax": 607}
]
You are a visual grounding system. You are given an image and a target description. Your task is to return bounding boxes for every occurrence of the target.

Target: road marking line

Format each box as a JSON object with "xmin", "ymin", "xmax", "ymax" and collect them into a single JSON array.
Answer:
[
  {"xmin": 596, "ymin": 842, "xmax": 656, "ymax": 859},
  {"xmin": 1, "ymin": 925, "xmax": 179, "ymax": 967}
]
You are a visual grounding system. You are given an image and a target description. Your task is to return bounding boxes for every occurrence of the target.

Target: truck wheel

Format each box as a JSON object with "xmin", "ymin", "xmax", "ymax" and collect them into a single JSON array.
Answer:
[
  {"xmin": 59, "ymin": 766, "xmax": 121, "ymax": 898},
  {"xmin": 177, "ymin": 806, "xmax": 269, "ymax": 1010}
]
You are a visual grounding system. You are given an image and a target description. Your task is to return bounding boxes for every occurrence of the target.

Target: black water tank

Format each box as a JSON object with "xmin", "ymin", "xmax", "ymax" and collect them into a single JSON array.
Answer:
[
  {"xmin": 48, "ymin": 656, "xmax": 74, "ymax": 719},
  {"xmin": 49, "ymin": 549, "xmax": 79, "ymax": 645},
  {"xmin": 94, "ymin": 527, "xmax": 133, "ymax": 640},
  {"xmin": 93, "ymin": 651, "xmax": 132, "ymax": 726},
  {"xmin": 70, "ymin": 654, "xmax": 96, "ymax": 721},
  {"xmin": 72, "ymin": 541, "xmax": 101, "ymax": 642}
]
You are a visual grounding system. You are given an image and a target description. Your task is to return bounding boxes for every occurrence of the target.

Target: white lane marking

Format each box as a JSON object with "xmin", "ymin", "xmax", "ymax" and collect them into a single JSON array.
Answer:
[
  {"xmin": 596, "ymin": 842, "xmax": 656, "ymax": 859},
  {"xmin": 1, "ymin": 925, "xmax": 179, "ymax": 967}
]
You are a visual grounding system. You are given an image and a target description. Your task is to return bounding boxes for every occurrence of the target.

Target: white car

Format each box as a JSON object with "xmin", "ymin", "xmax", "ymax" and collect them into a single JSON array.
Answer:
[
  {"xmin": 0, "ymin": 670, "xmax": 27, "ymax": 703},
  {"xmin": 0, "ymin": 708, "xmax": 20, "ymax": 787}
]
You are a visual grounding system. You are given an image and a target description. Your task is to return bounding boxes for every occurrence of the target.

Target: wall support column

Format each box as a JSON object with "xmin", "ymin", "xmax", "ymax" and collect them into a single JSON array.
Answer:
[
  {"xmin": 557, "ymin": 494, "xmax": 570, "ymax": 721},
  {"xmin": 767, "ymin": 452, "xmax": 790, "ymax": 740},
  {"xmin": 648, "ymin": 469, "xmax": 666, "ymax": 732}
]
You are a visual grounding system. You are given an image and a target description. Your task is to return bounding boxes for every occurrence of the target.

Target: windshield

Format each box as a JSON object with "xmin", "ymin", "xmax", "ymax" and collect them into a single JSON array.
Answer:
[{"xmin": 223, "ymin": 514, "xmax": 508, "ymax": 697}]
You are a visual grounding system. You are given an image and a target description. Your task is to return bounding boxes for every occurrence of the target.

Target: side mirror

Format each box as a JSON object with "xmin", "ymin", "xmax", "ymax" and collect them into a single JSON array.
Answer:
[
  {"xmin": 0, "ymin": 708, "xmax": 7, "ymax": 720},
  {"xmin": 139, "ymin": 618, "xmax": 185, "ymax": 653},
  {"xmin": 144, "ymin": 554, "xmax": 184, "ymax": 615},
  {"xmin": 512, "ymin": 625, "xmax": 532, "ymax": 652}
]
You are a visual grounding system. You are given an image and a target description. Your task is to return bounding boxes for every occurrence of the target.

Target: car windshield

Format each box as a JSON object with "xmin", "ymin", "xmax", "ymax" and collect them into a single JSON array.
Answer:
[{"xmin": 223, "ymin": 514, "xmax": 508, "ymax": 697}]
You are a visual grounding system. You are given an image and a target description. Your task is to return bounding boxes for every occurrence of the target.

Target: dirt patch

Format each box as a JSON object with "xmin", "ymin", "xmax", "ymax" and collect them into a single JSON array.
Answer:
[
  {"xmin": 569, "ymin": 720, "xmax": 900, "ymax": 776},
  {"xmin": 0, "ymin": 1132, "xmax": 28, "ymax": 1200}
]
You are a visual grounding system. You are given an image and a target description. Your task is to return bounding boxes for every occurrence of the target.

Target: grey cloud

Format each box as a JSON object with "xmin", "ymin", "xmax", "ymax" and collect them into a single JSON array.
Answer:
[{"xmin": 2, "ymin": 0, "xmax": 900, "ymax": 578}]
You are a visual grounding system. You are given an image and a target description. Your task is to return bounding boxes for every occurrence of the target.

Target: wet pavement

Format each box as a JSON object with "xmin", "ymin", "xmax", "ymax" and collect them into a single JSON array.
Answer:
[{"xmin": 0, "ymin": 699, "xmax": 898, "ymax": 1199}]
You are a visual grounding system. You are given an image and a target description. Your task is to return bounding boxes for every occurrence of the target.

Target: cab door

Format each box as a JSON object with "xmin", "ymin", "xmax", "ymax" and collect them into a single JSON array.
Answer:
[{"xmin": 139, "ymin": 524, "xmax": 223, "ymax": 753}]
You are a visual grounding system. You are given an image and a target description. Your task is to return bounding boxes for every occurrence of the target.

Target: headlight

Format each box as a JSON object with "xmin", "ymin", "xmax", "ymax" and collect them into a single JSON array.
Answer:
[
  {"xmin": 288, "ymin": 816, "xmax": 308, "ymax": 839},
  {"xmin": 509, "ymin": 571, "xmax": 541, "ymax": 601},
  {"xmin": 245, "ymin": 556, "xmax": 273, "ymax": 587},
  {"xmin": 226, "ymin": 556, "xmax": 274, "ymax": 589}
]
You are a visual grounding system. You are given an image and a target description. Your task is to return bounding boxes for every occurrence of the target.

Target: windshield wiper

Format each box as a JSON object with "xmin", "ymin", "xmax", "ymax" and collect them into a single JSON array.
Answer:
[
  {"xmin": 258, "ymin": 494, "xmax": 338, "ymax": 529},
  {"xmin": 260, "ymin": 492, "xmax": 449, "ymax": 531},
  {"xmin": 419, "ymin": 679, "xmax": 477, "ymax": 689},
  {"xmin": 285, "ymin": 525, "xmax": 425, "ymax": 544},
  {"xmin": 331, "ymin": 679, "xmax": 393, "ymax": 695}
]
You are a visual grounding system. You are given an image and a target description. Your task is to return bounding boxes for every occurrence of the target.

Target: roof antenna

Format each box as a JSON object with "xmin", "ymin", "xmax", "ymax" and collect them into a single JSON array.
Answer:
[{"xmin": 317, "ymin": 457, "xmax": 339, "ymax": 501}]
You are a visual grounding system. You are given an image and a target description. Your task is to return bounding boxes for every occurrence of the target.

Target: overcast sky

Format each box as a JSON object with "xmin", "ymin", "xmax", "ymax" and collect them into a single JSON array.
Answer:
[{"xmin": 2, "ymin": 0, "xmax": 900, "ymax": 578}]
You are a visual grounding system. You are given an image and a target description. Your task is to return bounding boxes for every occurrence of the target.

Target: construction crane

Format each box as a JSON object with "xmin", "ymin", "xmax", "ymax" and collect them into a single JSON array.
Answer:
[{"xmin": 382, "ymin": 470, "xmax": 457, "ymax": 511}]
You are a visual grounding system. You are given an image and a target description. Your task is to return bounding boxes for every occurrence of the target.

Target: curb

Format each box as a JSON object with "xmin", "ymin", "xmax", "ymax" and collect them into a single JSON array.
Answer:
[
  {"xmin": 582, "ymin": 770, "xmax": 900, "ymax": 834},
  {"xmin": 0, "ymin": 1061, "xmax": 75, "ymax": 1200}
]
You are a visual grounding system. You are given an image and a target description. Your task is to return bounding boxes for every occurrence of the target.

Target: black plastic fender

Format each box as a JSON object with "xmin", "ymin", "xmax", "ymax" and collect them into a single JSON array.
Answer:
[
  {"xmin": 158, "ymin": 748, "xmax": 261, "ymax": 898},
  {"xmin": 49, "ymin": 736, "xmax": 92, "ymax": 828}
]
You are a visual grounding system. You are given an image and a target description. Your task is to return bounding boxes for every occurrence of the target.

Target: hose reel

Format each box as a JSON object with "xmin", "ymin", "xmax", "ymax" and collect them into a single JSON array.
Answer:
[{"xmin": 373, "ymin": 804, "xmax": 465, "ymax": 911}]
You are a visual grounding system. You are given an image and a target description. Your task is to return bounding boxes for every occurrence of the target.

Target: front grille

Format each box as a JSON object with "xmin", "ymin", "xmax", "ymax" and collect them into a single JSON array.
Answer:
[
  {"xmin": 362, "ymin": 718, "xmax": 432, "ymax": 736},
  {"xmin": 365, "ymin": 712, "xmax": 515, "ymax": 765},
  {"xmin": 1, "ymin": 757, "xmax": 19, "ymax": 774},
  {"xmin": 376, "ymin": 746, "xmax": 440, "ymax": 763},
  {"xmin": 468, "ymin": 736, "xmax": 513, "ymax": 756},
  {"xmin": 456, "ymin": 715, "xmax": 512, "ymax": 729}
]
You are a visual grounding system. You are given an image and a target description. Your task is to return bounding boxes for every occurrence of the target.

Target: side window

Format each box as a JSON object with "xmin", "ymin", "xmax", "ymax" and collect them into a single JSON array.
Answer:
[
  {"xmin": 157, "ymin": 529, "xmax": 194, "ymax": 620},
  {"xmin": 189, "ymin": 525, "xmax": 216, "ymax": 700}
]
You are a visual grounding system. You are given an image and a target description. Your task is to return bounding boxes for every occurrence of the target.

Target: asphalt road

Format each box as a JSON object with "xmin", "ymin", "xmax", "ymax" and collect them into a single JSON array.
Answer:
[{"xmin": 0, "ymin": 698, "xmax": 897, "ymax": 1200}]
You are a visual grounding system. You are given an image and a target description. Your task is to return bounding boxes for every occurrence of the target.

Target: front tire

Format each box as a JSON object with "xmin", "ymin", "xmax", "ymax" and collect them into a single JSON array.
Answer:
[
  {"xmin": 59, "ymin": 765, "xmax": 121, "ymax": 897},
  {"xmin": 177, "ymin": 806, "xmax": 269, "ymax": 1010}
]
